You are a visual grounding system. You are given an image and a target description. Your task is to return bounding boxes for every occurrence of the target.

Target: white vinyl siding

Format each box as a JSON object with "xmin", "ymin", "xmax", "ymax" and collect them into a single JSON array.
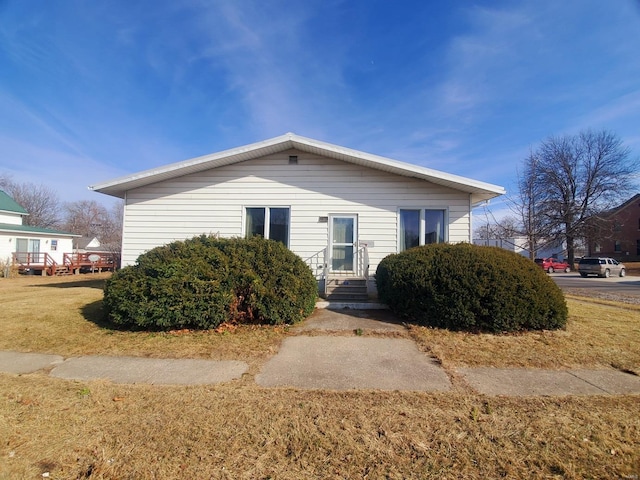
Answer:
[
  {"xmin": 0, "ymin": 211, "xmax": 24, "ymax": 225},
  {"xmin": 121, "ymin": 150, "xmax": 472, "ymax": 273},
  {"xmin": 0, "ymin": 234, "xmax": 74, "ymax": 265}
]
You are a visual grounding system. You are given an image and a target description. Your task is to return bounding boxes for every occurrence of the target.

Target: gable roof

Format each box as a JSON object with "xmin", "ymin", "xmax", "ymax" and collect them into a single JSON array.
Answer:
[
  {"xmin": 75, "ymin": 236, "xmax": 101, "ymax": 249},
  {"xmin": 89, "ymin": 133, "xmax": 506, "ymax": 204},
  {"xmin": 0, "ymin": 190, "xmax": 28, "ymax": 215},
  {"xmin": 603, "ymin": 193, "xmax": 640, "ymax": 216}
]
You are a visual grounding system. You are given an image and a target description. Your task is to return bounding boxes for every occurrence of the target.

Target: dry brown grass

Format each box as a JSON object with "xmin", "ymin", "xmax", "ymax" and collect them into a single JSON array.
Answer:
[
  {"xmin": 2, "ymin": 375, "xmax": 639, "ymax": 479},
  {"xmin": 0, "ymin": 274, "xmax": 286, "ymax": 372},
  {"xmin": 1, "ymin": 273, "xmax": 639, "ymax": 479},
  {"xmin": 409, "ymin": 297, "xmax": 640, "ymax": 375}
]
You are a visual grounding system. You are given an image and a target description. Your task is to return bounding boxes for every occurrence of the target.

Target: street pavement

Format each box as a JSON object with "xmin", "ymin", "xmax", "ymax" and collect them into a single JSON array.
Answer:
[
  {"xmin": 1, "ymin": 307, "xmax": 639, "ymax": 396},
  {"xmin": 551, "ymin": 272, "xmax": 640, "ymax": 300}
]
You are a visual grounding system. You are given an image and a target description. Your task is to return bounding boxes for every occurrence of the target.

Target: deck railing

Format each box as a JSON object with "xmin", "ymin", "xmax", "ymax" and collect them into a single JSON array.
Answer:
[
  {"xmin": 12, "ymin": 252, "xmax": 57, "ymax": 276},
  {"xmin": 13, "ymin": 251, "xmax": 116, "ymax": 275}
]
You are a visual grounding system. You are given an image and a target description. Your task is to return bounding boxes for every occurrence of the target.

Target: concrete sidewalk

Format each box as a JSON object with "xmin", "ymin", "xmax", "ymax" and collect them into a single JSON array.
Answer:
[
  {"xmin": 1, "ymin": 349, "xmax": 639, "ymax": 395},
  {"xmin": 255, "ymin": 336, "xmax": 451, "ymax": 391},
  {"xmin": 0, "ymin": 351, "xmax": 248, "ymax": 385},
  {"xmin": 1, "ymin": 307, "xmax": 639, "ymax": 395}
]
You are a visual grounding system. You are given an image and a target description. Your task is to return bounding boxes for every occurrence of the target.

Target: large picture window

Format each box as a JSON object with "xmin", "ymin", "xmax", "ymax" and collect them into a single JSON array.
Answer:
[
  {"xmin": 399, "ymin": 209, "xmax": 446, "ymax": 251},
  {"xmin": 245, "ymin": 207, "xmax": 290, "ymax": 247}
]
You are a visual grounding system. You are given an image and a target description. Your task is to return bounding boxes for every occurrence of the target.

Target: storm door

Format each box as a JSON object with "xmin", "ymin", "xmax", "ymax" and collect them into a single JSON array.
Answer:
[{"xmin": 329, "ymin": 215, "xmax": 357, "ymax": 272}]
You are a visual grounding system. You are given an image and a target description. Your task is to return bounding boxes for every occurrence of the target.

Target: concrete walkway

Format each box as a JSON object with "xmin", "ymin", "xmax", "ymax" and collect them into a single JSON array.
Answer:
[{"xmin": 1, "ymin": 308, "xmax": 639, "ymax": 395}]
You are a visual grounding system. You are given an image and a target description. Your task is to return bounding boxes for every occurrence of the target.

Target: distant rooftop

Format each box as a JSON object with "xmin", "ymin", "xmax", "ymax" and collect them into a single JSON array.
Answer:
[
  {"xmin": 0, "ymin": 223, "xmax": 80, "ymax": 237},
  {"xmin": 0, "ymin": 190, "xmax": 28, "ymax": 215}
]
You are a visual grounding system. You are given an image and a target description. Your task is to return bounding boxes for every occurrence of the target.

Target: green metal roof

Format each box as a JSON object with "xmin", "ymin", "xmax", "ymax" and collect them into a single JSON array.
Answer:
[
  {"xmin": 0, "ymin": 223, "xmax": 80, "ymax": 237},
  {"xmin": 0, "ymin": 190, "xmax": 28, "ymax": 215}
]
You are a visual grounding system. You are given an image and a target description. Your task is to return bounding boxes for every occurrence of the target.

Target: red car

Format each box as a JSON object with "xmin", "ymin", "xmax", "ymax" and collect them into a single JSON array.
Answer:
[{"xmin": 534, "ymin": 257, "xmax": 571, "ymax": 273}]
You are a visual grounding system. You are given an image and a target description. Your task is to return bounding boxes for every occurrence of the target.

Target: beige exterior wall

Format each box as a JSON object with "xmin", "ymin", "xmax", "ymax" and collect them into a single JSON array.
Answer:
[{"xmin": 121, "ymin": 149, "xmax": 472, "ymax": 272}]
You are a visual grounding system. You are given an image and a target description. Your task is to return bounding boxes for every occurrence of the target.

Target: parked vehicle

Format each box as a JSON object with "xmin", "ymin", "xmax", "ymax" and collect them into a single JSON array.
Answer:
[
  {"xmin": 578, "ymin": 257, "xmax": 626, "ymax": 278},
  {"xmin": 534, "ymin": 257, "xmax": 571, "ymax": 273}
]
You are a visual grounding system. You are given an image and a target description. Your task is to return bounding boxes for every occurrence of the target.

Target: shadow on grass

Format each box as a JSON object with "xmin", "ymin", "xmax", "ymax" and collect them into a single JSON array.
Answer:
[
  {"xmin": 81, "ymin": 299, "xmax": 133, "ymax": 332},
  {"xmin": 31, "ymin": 277, "xmax": 107, "ymax": 290},
  {"xmin": 81, "ymin": 299, "xmax": 186, "ymax": 333}
]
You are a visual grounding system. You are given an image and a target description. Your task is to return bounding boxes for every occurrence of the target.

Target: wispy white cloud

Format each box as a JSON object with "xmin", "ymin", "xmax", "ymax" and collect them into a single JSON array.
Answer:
[
  {"xmin": 185, "ymin": 1, "xmax": 348, "ymax": 138},
  {"xmin": 0, "ymin": 134, "xmax": 126, "ymax": 203},
  {"xmin": 0, "ymin": 0, "xmax": 638, "ymax": 206}
]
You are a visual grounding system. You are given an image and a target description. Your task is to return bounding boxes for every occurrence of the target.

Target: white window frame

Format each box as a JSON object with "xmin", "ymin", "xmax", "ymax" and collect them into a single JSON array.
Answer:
[
  {"xmin": 397, "ymin": 208, "xmax": 448, "ymax": 252},
  {"xmin": 243, "ymin": 206, "xmax": 291, "ymax": 247}
]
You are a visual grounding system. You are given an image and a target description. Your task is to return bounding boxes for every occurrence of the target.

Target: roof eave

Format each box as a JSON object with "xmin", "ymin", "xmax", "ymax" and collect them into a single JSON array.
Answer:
[{"xmin": 89, "ymin": 133, "xmax": 506, "ymax": 200}]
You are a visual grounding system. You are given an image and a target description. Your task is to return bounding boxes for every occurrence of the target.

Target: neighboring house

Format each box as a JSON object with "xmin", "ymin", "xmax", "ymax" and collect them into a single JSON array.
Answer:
[
  {"xmin": 473, "ymin": 236, "xmax": 584, "ymax": 263},
  {"xmin": 473, "ymin": 237, "xmax": 530, "ymax": 257},
  {"xmin": 74, "ymin": 236, "xmax": 104, "ymax": 253},
  {"xmin": 586, "ymin": 193, "xmax": 640, "ymax": 261},
  {"xmin": 0, "ymin": 189, "xmax": 79, "ymax": 274},
  {"xmin": 90, "ymin": 133, "xmax": 505, "ymax": 298}
]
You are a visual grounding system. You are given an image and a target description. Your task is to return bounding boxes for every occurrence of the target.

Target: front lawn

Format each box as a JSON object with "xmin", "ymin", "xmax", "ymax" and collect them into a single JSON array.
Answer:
[{"xmin": 0, "ymin": 273, "xmax": 638, "ymax": 479}]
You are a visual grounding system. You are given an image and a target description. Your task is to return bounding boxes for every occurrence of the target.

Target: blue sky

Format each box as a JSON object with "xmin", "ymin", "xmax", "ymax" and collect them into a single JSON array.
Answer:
[{"xmin": 1, "ymin": 0, "xmax": 639, "ymax": 217}]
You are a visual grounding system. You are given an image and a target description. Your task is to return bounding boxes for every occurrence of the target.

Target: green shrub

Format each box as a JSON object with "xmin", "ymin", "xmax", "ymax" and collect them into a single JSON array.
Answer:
[
  {"xmin": 376, "ymin": 243, "xmax": 567, "ymax": 332},
  {"xmin": 103, "ymin": 235, "xmax": 317, "ymax": 330}
]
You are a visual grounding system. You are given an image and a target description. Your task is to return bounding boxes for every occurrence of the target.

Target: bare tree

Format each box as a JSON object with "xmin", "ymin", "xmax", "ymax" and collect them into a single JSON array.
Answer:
[
  {"xmin": 508, "ymin": 152, "xmax": 552, "ymax": 259},
  {"xmin": 524, "ymin": 130, "xmax": 636, "ymax": 265},
  {"xmin": 101, "ymin": 200, "xmax": 124, "ymax": 267},
  {"xmin": 475, "ymin": 215, "xmax": 521, "ymax": 239},
  {"xmin": 63, "ymin": 200, "xmax": 110, "ymax": 237},
  {"xmin": 63, "ymin": 199, "xmax": 123, "ymax": 267},
  {"xmin": 0, "ymin": 175, "xmax": 61, "ymax": 228}
]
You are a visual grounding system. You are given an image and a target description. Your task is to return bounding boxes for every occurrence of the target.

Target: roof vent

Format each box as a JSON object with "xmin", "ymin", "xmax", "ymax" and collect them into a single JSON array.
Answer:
[{"xmin": 289, "ymin": 155, "xmax": 298, "ymax": 165}]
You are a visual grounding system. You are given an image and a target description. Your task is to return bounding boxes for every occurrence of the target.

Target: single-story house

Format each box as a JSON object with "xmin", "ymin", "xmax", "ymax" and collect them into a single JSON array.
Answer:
[
  {"xmin": 0, "ymin": 190, "xmax": 79, "ymax": 275},
  {"xmin": 90, "ymin": 133, "xmax": 505, "ymax": 298},
  {"xmin": 73, "ymin": 235, "xmax": 114, "ymax": 255}
]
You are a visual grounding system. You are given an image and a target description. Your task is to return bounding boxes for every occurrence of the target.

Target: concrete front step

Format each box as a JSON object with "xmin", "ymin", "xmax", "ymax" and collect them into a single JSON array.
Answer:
[
  {"xmin": 316, "ymin": 300, "xmax": 388, "ymax": 310},
  {"xmin": 325, "ymin": 278, "xmax": 368, "ymax": 301}
]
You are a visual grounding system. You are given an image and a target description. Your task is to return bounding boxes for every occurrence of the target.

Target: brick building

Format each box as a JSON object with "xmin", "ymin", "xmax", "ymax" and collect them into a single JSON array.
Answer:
[{"xmin": 586, "ymin": 193, "xmax": 640, "ymax": 261}]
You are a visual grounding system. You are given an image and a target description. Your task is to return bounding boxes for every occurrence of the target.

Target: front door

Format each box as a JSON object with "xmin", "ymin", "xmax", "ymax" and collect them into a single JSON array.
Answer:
[{"xmin": 329, "ymin": 215, "xmax": 357, "ymax": 272}]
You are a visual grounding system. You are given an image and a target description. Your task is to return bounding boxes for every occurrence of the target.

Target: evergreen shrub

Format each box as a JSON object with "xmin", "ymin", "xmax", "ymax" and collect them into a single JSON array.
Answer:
[
  {"xmin": 103, "ymin": 235, "xmax": 317, "ymax": 330},
  {"xmin": 376, "ymin": 243, "xmax": 567, "ymax": 332}
]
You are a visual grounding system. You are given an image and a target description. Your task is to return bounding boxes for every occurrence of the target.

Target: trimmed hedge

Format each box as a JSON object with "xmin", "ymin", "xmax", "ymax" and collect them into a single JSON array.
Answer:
[
  {"xmin": 376, "ymin": 243, "xmax": 567, "ymax": 332},
  {"xmin": 103, "ymin": 235, "xmax": 317, "ymax": 330}
]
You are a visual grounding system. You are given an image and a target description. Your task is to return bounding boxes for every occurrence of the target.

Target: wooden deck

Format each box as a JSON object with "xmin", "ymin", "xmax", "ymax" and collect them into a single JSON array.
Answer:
[{"xmin": 12, "ymin": 252, "xmax": 117, "ymax": 276}]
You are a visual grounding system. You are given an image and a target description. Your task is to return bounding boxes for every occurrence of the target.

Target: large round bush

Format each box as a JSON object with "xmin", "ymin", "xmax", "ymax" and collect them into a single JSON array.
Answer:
[
  {"xmin": 376, "ymin": 243, "xmax": 567, "ymax": 332},
  {"xmin": 103, "ymin": 235, "xmax": 317, "ymax": 330}
]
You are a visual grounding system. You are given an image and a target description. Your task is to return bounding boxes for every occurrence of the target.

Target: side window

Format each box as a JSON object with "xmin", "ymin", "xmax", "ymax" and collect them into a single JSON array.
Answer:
[
  {"xmin": 424, "ymin": 210, "xmax": 445, "ymax": 244},
  {"xmin": 50, "ymin": 239, "xmax": 58, "ymax": 251},
  {"xmin": 399, "ymin": 209, "xmax": 447, "ymax": 251},
  {"xmin": 245, "ymin": 207, "xmax": 290, "ymax": 247},
  {"xmin": 399, "ymin": 210, "xmax": 420, "ymax": 251}
]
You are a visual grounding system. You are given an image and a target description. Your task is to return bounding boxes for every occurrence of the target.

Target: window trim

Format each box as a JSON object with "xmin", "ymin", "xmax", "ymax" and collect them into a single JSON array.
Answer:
[
  {"xmin": 243, "ymin": 206, "xmax": 291, "ymax": 247},
  {"xmin": 614, "ymin": 239, "xmax": 622, "ymax": 253},
  {"xmin": 397, "ymin": 207, "xmax": 448, "ymax": 252}
]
